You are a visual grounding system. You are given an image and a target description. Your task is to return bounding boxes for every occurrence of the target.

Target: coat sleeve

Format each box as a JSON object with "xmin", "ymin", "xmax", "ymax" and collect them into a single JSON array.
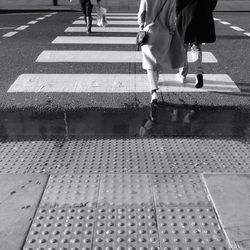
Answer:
[{"xmin": 138, "ymin": 0, "xmax": 146, "ymax": 28}]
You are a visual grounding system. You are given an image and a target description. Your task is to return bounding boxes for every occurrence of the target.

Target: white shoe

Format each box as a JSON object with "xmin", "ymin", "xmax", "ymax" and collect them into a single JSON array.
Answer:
[
  {"xmin": 176, "ymin": 73, "xmax": 186, "ymax": 84},
  {"xmin": 151, "ymin": 91, "xmax": 158, "ymax": 103}
]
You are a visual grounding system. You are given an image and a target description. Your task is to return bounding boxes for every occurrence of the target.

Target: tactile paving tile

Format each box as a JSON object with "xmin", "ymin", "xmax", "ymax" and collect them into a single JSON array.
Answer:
[
  {"xmin": 205, "ymin": 139, "xmax": 250, "ymax": 172},
  {"xmin": 41, "ymin": 174, "xmax": 100, "ymax": 207},
  {"xmin": 99, "ymin": 174, "xmax": 154, "ymax": 206},
  {"xmin": 24, "ymin": 205, "xmax": 161, "ymax": 250},
  {"xmin": 23, "ymin": 206, "xmax": 96, "ymax": 250},
  {"xmin": 152, "ymin": 174, "xmax": 210, "ymax": 207},
  {"xmin": 1, "ymin": 137, "xmax": 250, "ymax": 174},
  {"xmin": 92, "ymin": 205, "xmax": 160, "ymax": 250},
  {"xmin": 0, "ymin": 140, "xmax": 46, "ymax": 174},
  {"xmin": 157, "ymin": 206, "xmax": 230, "ymax": 249}
]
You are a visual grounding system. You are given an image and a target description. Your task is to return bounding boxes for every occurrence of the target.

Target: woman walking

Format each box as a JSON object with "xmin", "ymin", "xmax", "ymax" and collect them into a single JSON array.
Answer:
[
  {"xmin": 176, "ymin": 0, "xmax": 217, "ymax": 88},
  {"xmin": 80, "ymin": 0, "xmax": 101, "ymax": 34},
  {"xmin": 138, "ymin": 0, "xmax": 184, "ymax": 103}
]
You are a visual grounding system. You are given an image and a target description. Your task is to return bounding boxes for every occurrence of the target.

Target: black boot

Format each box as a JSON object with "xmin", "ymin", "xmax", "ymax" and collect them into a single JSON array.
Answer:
[
  {"xmin": 195, "ymin": 74, "xmax": 203, "ymax": 88},
  {"xmin": 86, "ymin": 16, "xmax": 92, "ymax": 35}
]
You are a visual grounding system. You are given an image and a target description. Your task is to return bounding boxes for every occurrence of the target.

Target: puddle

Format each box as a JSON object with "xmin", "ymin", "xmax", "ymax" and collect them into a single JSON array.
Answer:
[{"xmin": 0, "ymin": 105, "xmax": 249, "ymax": 139}]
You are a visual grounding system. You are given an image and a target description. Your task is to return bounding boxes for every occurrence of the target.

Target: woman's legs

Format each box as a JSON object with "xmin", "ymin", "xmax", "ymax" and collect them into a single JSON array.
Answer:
[
  {"xmin": 190, "ymin": 43, "xmax": 203, "ymax": 88},
  {"xmin": 147, "ymin": 69, "xmax": 159, "ymax": 103},
  {"xmin": 86, "ymin": 0, "xmax": 93, "ymax": 34},
  {"xmin": 177, "ymin": 43, "xmax": 189, "ymax": 83},
  {"xmin": 80, "ymin": 0, "xmax": 93, "ymax": 34},
  {"xmin": 190, "ymin": 43, "xmax": 203, "ymax": 75},
  {"xmin": 147, "ymin": 69, "xmax": 159, "ymax": 91}
]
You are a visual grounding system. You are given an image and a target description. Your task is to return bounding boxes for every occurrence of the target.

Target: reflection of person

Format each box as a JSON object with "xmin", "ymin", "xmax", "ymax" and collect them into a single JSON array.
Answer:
[
  {"xmin": 139, "ymin": 104, "xmax": 158, "ymax": 137},
  {"xmin": 138, "ymin": 0, "xmax": 184, "ymax": 103},
  {"xmin": 176, "ymin": 0, "xmax": 217, "ymax": 88},
  {"xmin": 80, "ymin": 0, "xmax": 101, "ymax": 34},
  {"xmin": 170, "ymin": 108, "xmax": 196, "ymax": 135}
]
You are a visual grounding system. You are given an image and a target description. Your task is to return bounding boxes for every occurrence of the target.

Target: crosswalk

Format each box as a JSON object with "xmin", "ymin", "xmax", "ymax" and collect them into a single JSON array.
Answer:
[{"xmin": 8, "ymin": 12, "xmax": 240, "ymax": 94}]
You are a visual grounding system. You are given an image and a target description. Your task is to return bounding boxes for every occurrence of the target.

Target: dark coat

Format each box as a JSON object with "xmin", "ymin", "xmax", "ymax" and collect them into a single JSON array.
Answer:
[{"xmin": 176, "ymin": 0, "xmax": 217, "ymax": 44}]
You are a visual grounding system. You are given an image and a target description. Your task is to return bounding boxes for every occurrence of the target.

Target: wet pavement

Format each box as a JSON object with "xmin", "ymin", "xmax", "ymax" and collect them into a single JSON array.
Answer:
[{"xmin": 0, "ymin": 104, "xmax": 249, "ymax": 139}]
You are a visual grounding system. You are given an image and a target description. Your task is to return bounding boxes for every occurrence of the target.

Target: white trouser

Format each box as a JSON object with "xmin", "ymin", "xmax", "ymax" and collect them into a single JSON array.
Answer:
[{"xmin": 147, "ymin": 69, "xmax": 159, "ymax": 91}]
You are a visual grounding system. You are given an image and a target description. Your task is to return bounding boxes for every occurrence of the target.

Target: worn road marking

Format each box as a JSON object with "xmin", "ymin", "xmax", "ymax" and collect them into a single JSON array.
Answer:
[
  {"xmin": 8, "ymin": 74, "xmax": 239, "ymax": 93},
  {"xmin": 36, "ymin": 50, "xmax": 218, "ymax": 63}
]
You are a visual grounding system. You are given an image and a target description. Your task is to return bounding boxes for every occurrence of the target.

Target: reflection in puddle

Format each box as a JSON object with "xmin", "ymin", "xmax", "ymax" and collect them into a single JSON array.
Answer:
[{"xmin": 0, "ymin": 106, "xmax": 249, "ymax": 139}]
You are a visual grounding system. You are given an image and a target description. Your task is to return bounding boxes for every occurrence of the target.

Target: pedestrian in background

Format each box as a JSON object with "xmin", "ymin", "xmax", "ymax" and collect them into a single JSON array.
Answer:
[
  {"xmin": 176, "ymin": 0, "xmax": 217, "ymax": 88},
  {"xmin": 80, "ymin": 0, "xmax": 101, "ymax": 34},
  {"xmin": 138, "ymin": 0, "xmax": 184, "ymax": 103}
]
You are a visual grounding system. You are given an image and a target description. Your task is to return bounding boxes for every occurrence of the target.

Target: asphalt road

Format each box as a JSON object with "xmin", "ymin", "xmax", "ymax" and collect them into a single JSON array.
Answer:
[{"xmin": 0, "ymin": 10, "xmax": 250, "ymax": 112}]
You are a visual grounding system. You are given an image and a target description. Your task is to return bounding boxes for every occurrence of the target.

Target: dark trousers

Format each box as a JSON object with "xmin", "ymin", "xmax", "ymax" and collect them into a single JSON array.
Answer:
[{"xmin": 79, "ymin": 0, "xmax": 93, "ymax": 18}]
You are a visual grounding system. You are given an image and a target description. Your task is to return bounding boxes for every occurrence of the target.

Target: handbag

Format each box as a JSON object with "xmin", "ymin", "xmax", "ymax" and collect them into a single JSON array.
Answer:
[
  {"xmin": 136, "ymin": 30, "xmax": 148, "ymax": 50},
  {"xmin": 136, "ymin": 0, "xmax": 168, "ymax": 50}
]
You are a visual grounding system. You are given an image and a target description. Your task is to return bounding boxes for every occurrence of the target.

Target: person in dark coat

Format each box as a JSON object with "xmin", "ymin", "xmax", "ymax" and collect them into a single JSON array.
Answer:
[
  {"xmin": 80, "ymin": 0, "xmax": 101, "ymax": 34},
  {"xmin": 175, "ymin": 0, "xmax": 217, "ymax": 88}
]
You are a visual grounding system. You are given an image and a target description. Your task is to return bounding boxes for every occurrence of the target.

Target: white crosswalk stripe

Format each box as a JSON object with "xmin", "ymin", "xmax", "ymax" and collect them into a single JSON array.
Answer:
[
  {"xmin": 73, "ymin": 20, "xmax": 137, "ymax": 25},
  {"xmin": 65, "ymin": 26, "xmax": 138, "ymax": 33},
  {"xmin": 79, "ymin": 16, "xmax": 138, "ymax": 20},
  {"xmin": 93, "ymin": 13, "xmax": 137, "ymax": 16},
  {"xmin": 36, "ymin": 51, "xmax": 218, "ymax": 63},
  {"xmin": 8, "ymin": 74, "xmax": 239, "ymax": 93},
  {"xmin": 52, "ymin": 36, "xmax": 136, "ymax": 44}
]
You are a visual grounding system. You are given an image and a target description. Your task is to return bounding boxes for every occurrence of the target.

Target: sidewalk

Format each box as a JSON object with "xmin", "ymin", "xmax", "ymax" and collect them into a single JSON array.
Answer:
[{"xmin": 1, "ymin": 0, "xmax": 250, "ymax": 12}]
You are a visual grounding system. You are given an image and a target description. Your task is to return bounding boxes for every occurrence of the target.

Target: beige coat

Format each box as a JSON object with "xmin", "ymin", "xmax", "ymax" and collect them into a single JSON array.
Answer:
[{"xmin": 138, "ymin": 0, "xmax": 184, "ymax": 70}]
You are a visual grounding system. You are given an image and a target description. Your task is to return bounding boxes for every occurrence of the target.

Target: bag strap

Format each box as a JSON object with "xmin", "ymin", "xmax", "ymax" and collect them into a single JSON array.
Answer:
[{"xmin": 153, "ymin": 0, "xmax": 169, "ymax": 23}]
